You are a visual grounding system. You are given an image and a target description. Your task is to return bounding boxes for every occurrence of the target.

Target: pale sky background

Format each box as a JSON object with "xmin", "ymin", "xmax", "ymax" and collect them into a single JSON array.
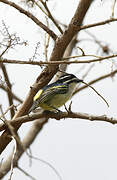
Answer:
[{"xmin": 1, "ymin": 0, "xmax": 117, "ymax": 180}]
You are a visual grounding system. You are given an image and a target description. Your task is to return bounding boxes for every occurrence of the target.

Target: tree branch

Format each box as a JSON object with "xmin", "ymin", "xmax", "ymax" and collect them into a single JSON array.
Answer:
[
  {"xmin": 0, "ymin": 0, "xmax": 93, "ymax": 155},
  {"xmin": 75, "ymin": 69, "xmax": 117, "ymax": 94},
  {"xmin": 0, "ymin": 29, "xmax": 79, "ymax": 179},
  {"xmin": 0, "ymin": 84, "xmax": 23, "ymax": 103},
  {"xmin": 37, "ymin": 0, "xmax": 63, "ymax": 34},
  {"xmin": 0, "ymin": 0, "xmax": 57, "ymax": 40},
  {"xmin": 0, "ymin": 117, "xmax": 48, "ymax": 178},
  {"xmin": 0, "ymin": 54, "xmax": 117, "ymax": 65},
  {"xmin": 0, "ymin": 111, "xmax": 117, "ymax": 132},
  {"xmin": 80, "ymin": 18, "xmax": 117, "ymax": 30},
  {"xmin": 0, "ymin": 64, "xmax": 15, "ymax": 118}
]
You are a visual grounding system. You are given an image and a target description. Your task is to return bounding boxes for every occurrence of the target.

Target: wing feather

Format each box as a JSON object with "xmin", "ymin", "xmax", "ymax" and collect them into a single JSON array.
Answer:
[{"xmin": 37, "ymin": 84, "xmax": 68, "ymax": 104}]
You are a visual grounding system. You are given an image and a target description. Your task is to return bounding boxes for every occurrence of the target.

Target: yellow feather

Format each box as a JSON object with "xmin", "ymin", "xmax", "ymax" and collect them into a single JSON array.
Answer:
[{"xmin": 34, "ymin": 89, "xmax": 43, "ymax": 101}]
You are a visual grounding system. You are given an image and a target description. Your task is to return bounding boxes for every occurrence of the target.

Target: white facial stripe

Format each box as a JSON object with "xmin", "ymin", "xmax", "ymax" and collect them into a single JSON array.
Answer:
[
  {"xmin": 63, "ymin": 77, "xmax": 78, "ymax": 84},
  {"xmin": 59, "ymin": 75, "xmax": 72, "ymax": 80}
]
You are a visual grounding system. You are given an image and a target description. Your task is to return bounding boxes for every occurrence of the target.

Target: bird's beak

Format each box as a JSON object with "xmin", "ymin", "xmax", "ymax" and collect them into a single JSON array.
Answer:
[{"xmin": 77, "ymin": 79, "xmax": 83, "ymax": 83}]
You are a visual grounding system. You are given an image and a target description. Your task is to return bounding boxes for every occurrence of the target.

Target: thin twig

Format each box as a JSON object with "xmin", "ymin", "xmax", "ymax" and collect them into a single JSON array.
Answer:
[
  {"xmin": 80, "ymin": 18, "xmax": 117, "ymax": 30},
  {"xmin": 0, "ymin": 64, "xmax": 15, "ymax": 118},
  {"xmin": 39, "ymin": 0, "xmax": 63, "ymax": 33},
  {"xmin": 34, "ymin": 0, "xmax": 48, "ymax": 16},
  {"xmin": 111, "ymin": 0, "xmax": 116, "ymax": 18},
  {"xmin": 0, "ymin": 84, "xmax": 23, "ymax": 103},
  {"xmin": 30, "ymin": 42, "xmax": 40, "ymax": 61},
  {"xmin": 84, "ymin": 30, "xmax": 112, "ymax": 54},
  {"xmin": 17, "ymin": 166, "xmax": 37, "ymax": 180},
  {"xmin": 82, "ymin": 64, "xmax": 95, "ymax": 79},
  {"xmin": 0, "ymin": 104, "xmax": 14, "ymax": 119},
  {"xmin": 1, "ymin": 54, "xmax": 117, "ymax": 65},
  {"xmin": 44, "ymin": 17, "xmax": 50, "ymax": 61},
  {"xmin": 27, "ymin": 154, "xmax": 63, "ymax": 180},
  {"xmin": 75, "ymin": 69, "xmax": 117, "ymax": 94},
  {"xmin": 82, "ymin": 81, "xmax": 109, "ymax": 107}
]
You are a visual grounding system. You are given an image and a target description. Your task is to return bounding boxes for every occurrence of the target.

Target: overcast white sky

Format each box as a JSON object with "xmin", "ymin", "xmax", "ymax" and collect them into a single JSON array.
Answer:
[{"xmin": 1, "ymin": 0, "xmax": 117, "ymax": 180}]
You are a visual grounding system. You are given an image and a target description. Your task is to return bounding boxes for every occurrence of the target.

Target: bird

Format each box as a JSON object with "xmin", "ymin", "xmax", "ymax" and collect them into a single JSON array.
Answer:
[{"xmin": 29, "ymin": 73, "xmax": 83, "ymax": 113}]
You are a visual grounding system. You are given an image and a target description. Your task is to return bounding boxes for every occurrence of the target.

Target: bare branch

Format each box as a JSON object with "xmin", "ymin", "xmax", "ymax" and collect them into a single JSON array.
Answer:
[
  {"xmin": 0, "ymin": 0, "xmax": 93, "ymax": 155},
  {"xmin": 0, "ymin": 0, "xmax": 57, "ymax": 40},
  {"xmin": 0, "ymin": 118, "xmax": 49, "ymax": 178},
  {"xmin": 30, "ymin": 42, "xmax": 40, "ymax": 61},
  {"xmin": 0, "ymin": 0, "xmax": 116, "ymax": 179},
  {"xmin": 75, "ymin": 69, "xmax": 117, "ymax": 94},
  {"xmin": 0, "ymin": 111, "xmax": 117, "ymax": 133},
  {"xmin": 0, "ymin": 64, "xmax": 15, "ymax": 118},
  {"xmin": 111, "ymin": 0, "xmax": 117, "ymax": 18},
  {"xmin": 39, "ymin": 0, "xmax": 63, "ymax": 33},
  {"xmin": 0, "ymin": 84, "xmax": 23, "ymax": 103},
  {"xmin": 1, "ymin": 54, "xmax": 117, "ymax": 65},
  {"xmin": 80, "ymin": 18, "xmax": 117, "ymax": 30},
  {"xmin": 82, "ymin": 81, "xmax": 109, "ymax": 108},
  {"xmin": 0, "ymin": 35, "xmax": 79, "ymax": 178},
  {"xmin": 26, "ymin": 154, "xmax": 63, "ymax": 180},
  {"xmin": 17, "ymin": 166, "xmax": 37, "ymax": 180},
  {"xmin": 0, "ymin": 113, "xmax": 24, "ymax": 153},
  {"xmin": 0, "ymin": 104, "xmax": 14, "ymax": 119},
  {"xmin": 84, "ymin": 30, "xmax": 113, "ymax": 54}
]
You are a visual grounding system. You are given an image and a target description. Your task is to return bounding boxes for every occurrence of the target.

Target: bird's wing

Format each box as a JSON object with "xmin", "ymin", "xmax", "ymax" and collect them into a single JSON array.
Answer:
[{"xmin": 37, "ymin": 84, "xmax": 68, "ymax": 104}]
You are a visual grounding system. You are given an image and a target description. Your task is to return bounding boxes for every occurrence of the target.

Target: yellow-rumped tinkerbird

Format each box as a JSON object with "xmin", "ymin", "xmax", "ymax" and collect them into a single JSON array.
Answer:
[{"xmin": 29, "ymin": 73, "xmax": 83, "ymax": 112}]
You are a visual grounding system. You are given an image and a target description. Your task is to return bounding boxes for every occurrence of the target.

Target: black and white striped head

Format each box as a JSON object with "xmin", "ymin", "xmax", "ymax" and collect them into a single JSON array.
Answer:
[{"xmin": 57, "ymin": 73, "xmax": 83, "ymax": 85}]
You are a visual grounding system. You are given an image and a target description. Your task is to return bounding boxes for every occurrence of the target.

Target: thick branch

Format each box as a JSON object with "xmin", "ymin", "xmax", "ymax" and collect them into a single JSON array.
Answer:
[
  {"xmin": 0, "ymin": 29, "xmax": 79, "ymax": 179},
  {"xmin": 0, "ymin": 109, "xmax": 116, "ymax": 178},
  {"xmin": 0, "ymin": 117, "xmax": 48, "ymax": 178},
  {"xmin": 0, "ymin": 111, "xmax": 116, "ymax": 132},
  {"xmin": 0, "ymin": 0, "xmax": 93, "ymax": 155}
]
